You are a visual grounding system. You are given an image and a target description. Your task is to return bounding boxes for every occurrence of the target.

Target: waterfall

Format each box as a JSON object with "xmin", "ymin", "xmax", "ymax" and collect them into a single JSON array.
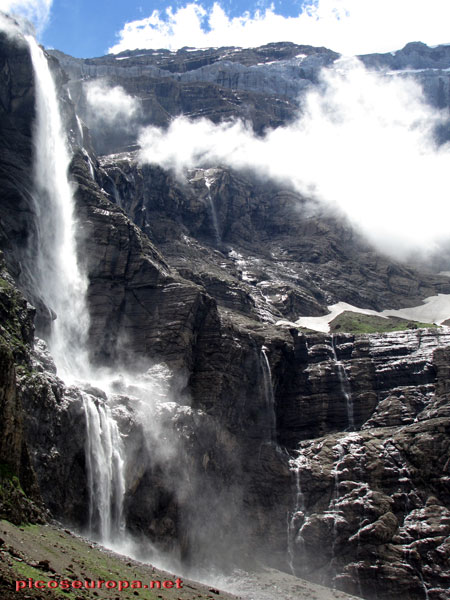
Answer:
[
  {"xmin": 261, "ymin": 346, "xmax": 277, "ymax": 442},
  {"xmin": 82, "ymin": 149, "xmax": 96, "ymax": 180},
  {"xmin": 83, "ymin": 393, "xmax": 125, "ymax": 543},
  {"xmin": 205, "ymin": 175, "xmax": 221, "ymax": 243},
  {"xmin": 287, "ymin": 456, "xmax": 306, "ymax": 575},
  {"xmin": 331, "ymin": 336, "xmax": 355, "ymax": 431},
  {"xmin": 26, "ymin": 37, "xmax": 126, "ymax": 545},
  {"xmin": 328, "ymin": 442, "xmax": 346, "ymax": 586},
  {"xmin": 26, "ymin": 35, "xmax": 89, "ymax": 382}
]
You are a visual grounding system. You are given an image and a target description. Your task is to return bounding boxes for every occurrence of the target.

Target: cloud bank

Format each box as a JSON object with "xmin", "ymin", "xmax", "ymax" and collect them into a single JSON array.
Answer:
[
  {"xmin": 138, "ymin": 59, "xmax": 450, "ymax": 260},
  {"xmin": 0, "ymin": 0, "xmax": 52, "ymax": 33},
  {"xmin": 110, "ymin": 0, "xmax": 450, "ymax": 55},
  {"xmin": 85, "ymin": 81, "xmax": 140, "ymax": 125}
]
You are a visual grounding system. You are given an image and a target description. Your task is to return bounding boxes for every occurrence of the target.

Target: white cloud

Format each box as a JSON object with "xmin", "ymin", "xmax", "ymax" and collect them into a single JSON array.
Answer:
[
  {"xmin": 85, "ymin": 81, "xmax": 140, "ymax": 125},
  {"xmin": 0, "ymin": 0, "xmax": 52, "ymax": 34},
  {"xmin": 109, "ymin": 0, "xmax": 450, "ymax": 55},
  {"xmin": 138, "ymin": 58, "xmax": 450, "ymax": 260}
]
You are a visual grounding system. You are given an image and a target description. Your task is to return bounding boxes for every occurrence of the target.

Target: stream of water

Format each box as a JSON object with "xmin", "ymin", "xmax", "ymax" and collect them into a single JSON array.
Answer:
[{"xmin": 27, "ymin": 36, "xmax": 127, "ymax": 545}]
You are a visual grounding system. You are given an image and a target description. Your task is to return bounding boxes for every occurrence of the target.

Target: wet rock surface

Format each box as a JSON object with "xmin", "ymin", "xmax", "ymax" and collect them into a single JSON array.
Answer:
[{"xmin": 0, "ymin": 257, "xmax": 45, "ymax": 524}]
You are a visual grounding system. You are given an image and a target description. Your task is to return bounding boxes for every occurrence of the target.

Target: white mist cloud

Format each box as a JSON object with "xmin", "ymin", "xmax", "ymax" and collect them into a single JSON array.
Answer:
[
  {"xmin": 0, "ymin": 0, "xmax": 52, "ymax": 33},
  {"xmin": 109, "ymin": 0, "xmax": 450, "ymax": 55},
  {"xmin": 138, "ymin": 58, "xmax": 450, "ymax": 260},
  {"xmin": 85, "ymin": 81, "xmax": 140, "ymax": 125}
]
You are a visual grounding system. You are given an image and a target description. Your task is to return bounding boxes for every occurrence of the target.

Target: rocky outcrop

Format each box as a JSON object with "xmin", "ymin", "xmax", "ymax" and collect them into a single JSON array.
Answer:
[
  {"xmin": 48, "ymin": 43, "xmax": 339, "ymax": 154},
  {"xmin": 70, "ymin": 151, "xmax": 220, "ymax": 379},
  {"xmin": 273, "ymin": 329, "xmax": 450, "ymax": 445},
  {"xmin": 360, "ymin": 42, "xmax": 450, "ymax": 72},
  {"xmin": 98, "ymin": 157, "xmax": 450, "ymax": 321},
  {"xmin": 49, "ymin": 41, "xmax": 450, "ymax": 156},
  {"xmin": 0, "ymin": 258, "xmax": 44, "ymax": 524},
  {"xmin": 287, "ymin": 422, "xmax": 450, "ymax": 599},
  {"xmin": 0, "ymin": 30, "xmax": 36, "ymax": 286},
  {"xmin": 276, "ymin": 329, "xmax": 450, "ymax": 599}
]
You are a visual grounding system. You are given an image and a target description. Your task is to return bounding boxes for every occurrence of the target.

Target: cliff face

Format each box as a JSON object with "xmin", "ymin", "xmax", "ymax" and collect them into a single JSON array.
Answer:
[
  {"xmin": 49, "ymin": 41, "xmax": 450, "ymax": 154},
  {"xmin": 0, "ymin": 258, "xmax": 45, "ymax": 524},
  {"xmin": 0, "ymin": 28, "xmax": 450, "ymax": 600},
  {"xmin": 0, "ymin": 32, "xmax": 35, "ymax": 286}
]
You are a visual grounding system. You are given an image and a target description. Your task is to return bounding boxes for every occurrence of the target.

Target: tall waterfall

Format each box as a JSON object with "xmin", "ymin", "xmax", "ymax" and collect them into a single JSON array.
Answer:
[
  {"xmin": 26, "ymin": 36, "xmax": 126, "ymax": 543},
  {"xmin": 27, "ymin": 35, "xmax": 89, "ymax": 382}
]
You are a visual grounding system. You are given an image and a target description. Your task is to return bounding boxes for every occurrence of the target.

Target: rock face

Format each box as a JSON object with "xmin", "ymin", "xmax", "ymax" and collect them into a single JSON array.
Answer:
[
  {"xmin": 1, "ymin": 28, "xmax": 450, "ymax": 600},
  {"xmin": 281, "ymin": 330, "xmax": 450, "ymax": 599},
  {"xmin": 0, "ymin": 257, "xmax": 45, "ymax": 524},
  {"xmin": 98, "ymin": 157, "xmax": 450, "ymax": 318},
  {"xmin": 0, "ymin": 31, "xmax": 36, "ymax": 287},
  {"xmin": 49, "ymin": 41, "xmax": 450, "ymax": 155}
]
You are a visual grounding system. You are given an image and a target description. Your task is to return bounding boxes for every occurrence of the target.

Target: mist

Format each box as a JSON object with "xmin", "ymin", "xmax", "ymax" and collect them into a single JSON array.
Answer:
[
  {"xmin": 85, "ymin": 80, "xmax": 140, "ymax": 126},
  {"xmin": 138, "ymin": 58, "xmax": 450, "ymax": 261},
  {"xmin": 82, "ymin": 79, "xmax": 142, "ymax": 154},
  {"xmin": 0, "ymin": 0, "xmax": 51, "ymax": 33}
]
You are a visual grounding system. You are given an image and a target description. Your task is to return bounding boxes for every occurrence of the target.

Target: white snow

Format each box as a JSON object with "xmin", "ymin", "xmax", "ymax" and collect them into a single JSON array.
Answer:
[
  {"xmin": 289, "ymin": 294, "xmax": 450, "ymax": 333},
  {"xmin": 381, "ymin": 293, "xmax": 450, "ymax": 325},
  {"xmin": 115, "ymin": 54, "xmax": 148, "ymax": 60},
  {"xmin": 294, "ymin": 302, "xmax": 386, "ymax": 333},
  {"xmin": 386, "ymin": 67, "xmax": 450, "ymax": 75}
]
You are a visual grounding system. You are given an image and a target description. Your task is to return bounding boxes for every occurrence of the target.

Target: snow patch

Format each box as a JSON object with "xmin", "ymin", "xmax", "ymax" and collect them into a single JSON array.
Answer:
[{"xmin": 290, "ymin": 294, "xmax": 450, "ymax": 333}]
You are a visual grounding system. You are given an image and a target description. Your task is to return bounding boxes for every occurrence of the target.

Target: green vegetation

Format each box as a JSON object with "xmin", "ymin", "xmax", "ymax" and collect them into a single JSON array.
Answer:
[
  {"xmin": 0, "ymin": 270, "xmax": 32, "ymax": 364},
  {"xmin": 0, "ymin": 250, "xmax": 36, "ymax": 364},
  {"xmin": 1, "ymin": 520, "xmax": 220, "ymax": 600},
  {"xmin": 329, "ymin": 311, "xmax": 438, "ymax": 334},
  {"xmin": 0, "ymin": 462, "xmax": 15, "ymax": 481}
]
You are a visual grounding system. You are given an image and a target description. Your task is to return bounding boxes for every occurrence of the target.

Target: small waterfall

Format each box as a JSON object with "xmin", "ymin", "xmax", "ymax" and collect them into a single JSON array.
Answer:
[
  {"xmin": 417, "ymin": 571, "xmax": 430, "ymax": 600},
  {"xmin": 287, "ymin": 456, "xmax": 307, "ymax": 575},
  {"xmin": 205, "ymin": 175, "xmax": 221, "ymax": 243},
  {"xmin": 328, "ymin": 442, "xmax": 346, "ymax": 585},
  {"xmin": 83, "ymin": 393, "xmax": 125, "ymax": 543},
  {"xmin": 331, "ymin": 336, "xmax": 355, "ymax": 431},
  {"xmin": 261, "ymin": 346, "xmax": 277, "ymax": 442},
  {"xmin": 27, "ymin": 37, "xmax": 127, "ymax": 546},
  {"xmin": 75, "ymin": 114, "xmax": 84, "ymax": 141},
  {"xmin": 82, "ymin": 149, "xmax": 95, "ymax": 180}
]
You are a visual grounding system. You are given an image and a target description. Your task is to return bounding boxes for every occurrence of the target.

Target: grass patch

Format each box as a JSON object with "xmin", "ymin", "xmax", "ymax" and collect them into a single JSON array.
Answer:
[
  {"xmin": 330, "ymin": 311, "xmax": 438, "ymax": 334},
  {"xmin": 10, "ymin": 562, "xmax": 83, "ymax": 600}
]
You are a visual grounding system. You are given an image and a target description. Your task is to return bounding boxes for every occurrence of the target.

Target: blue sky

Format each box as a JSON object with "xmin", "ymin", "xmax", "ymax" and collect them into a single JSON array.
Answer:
[
  {"xmin": 41, "ymin": 0, "xmax": 303, "ymax": 57},
  {"xmin": 3, "ymin": 0, "xmax": 450, "ymax": 58}
]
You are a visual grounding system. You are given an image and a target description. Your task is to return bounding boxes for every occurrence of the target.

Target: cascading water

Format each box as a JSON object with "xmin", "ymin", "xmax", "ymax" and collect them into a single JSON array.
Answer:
[
  {"xmin": 26, "ymin": 36, "xmax": 126, "ymax": 544},
  {"xmin": 327, "ymin": 441, "xmax": 347, "ymax": 587},
  {"xmin": 83, "ymin": 392, "xmax": 125, "ymax": 543},
  {"xmin": 205, "ymin": 174, "xmax": 221, "ymax": 243},
  {"xmin": 331, "ymin": 336, "xmax": 355, "ymax": 430},
  {"xmin": 27, "ymin": 35, "xmax": 89, "ymax": 381},
  {"xmin": 261, "ymin": 346, "xmax": 277, "ymax": 442},
  {"xmin": 287, "ymin": 455, "xmax": 307, "ymax": 575}
]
